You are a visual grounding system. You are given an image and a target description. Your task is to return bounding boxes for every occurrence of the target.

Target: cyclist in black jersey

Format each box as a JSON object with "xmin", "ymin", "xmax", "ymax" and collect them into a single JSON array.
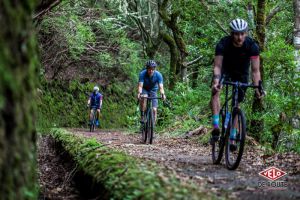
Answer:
[{"xmin": 211, "ymin": 18, "xmax": 264, "ymax": 149}]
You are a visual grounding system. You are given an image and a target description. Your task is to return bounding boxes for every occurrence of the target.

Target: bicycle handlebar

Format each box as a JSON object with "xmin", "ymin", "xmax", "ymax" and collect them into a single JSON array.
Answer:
[{"xmin": 220, "ymin": 79, "xmax": 266, "ymax": 96}]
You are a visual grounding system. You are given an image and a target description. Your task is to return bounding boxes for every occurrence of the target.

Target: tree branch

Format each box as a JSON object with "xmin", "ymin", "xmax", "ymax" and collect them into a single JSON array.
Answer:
[
  {"xmin": 199, "ymin": 0, "xmax": 229, "ymax": 35},
  {"xmin": 186, "ymin": 56, "xmax": 203, "ymax": 66},
  {"xmin": 33, "ymin": 0, "xmax": 61, "ymax": 20},
  {"xmin": 266, "ymin": 5, "xmax": 283, "ymax": 26}
]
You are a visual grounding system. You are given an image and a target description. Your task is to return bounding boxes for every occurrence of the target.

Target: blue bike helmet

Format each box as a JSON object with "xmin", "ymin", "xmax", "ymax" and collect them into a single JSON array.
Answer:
[{"xmin": 145, "ymin": 60, "xmax": 158, "ymax": 68}]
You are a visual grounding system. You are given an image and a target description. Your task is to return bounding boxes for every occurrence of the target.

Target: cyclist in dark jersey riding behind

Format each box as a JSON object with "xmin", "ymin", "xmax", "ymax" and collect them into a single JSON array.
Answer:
[
  {"xmin": 87, "ymin": 86, "xmax": 103, "ymax": 126},
  {"xmin": 138, "ymin": 60, "xmax": 166, "ymax": 124},
  {"xmin": 211, "ymin": 18, "xmax": 264, "ymax": 149}
]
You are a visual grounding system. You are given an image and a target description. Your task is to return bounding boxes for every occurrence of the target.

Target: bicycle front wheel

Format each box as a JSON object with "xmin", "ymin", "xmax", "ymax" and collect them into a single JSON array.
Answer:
[
  {"xmin": 142, "ymin": 120, "xmax": 147, "ymax": 144},
  {"xmin": 142, "ymin": 112, "xmax": 148, "ymax": 144},
  {"xmin": 212, "ymin": 109, "xmax": 226, "ymax": 164},
  {"xmin": 149, "ymin": 109, "xmax": 154, "ymax": 144},
  {"xmin": 90, "ymin": 121, "xmax": 95, "ymax": 132},
  {"xmin": 225, "ymin": 108, "xmax": 246, "ymax": 170},
  {"xmin": 90, "ymin": 111, "xmax": 95, "ymax": 132}
]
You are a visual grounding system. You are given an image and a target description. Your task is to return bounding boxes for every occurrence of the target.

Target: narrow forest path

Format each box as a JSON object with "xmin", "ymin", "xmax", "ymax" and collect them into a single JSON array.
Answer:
[{"xmin": 69, "ymin": 129, "xmax": 300, "ymax": 200}]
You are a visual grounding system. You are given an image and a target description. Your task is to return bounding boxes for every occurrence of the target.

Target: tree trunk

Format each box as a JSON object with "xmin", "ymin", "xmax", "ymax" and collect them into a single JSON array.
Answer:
[
  {"xmin": 255, "ymin": 0, "xmax": 266, "ymax": 78},
  {"xmin": 294, "ymin": 0, "xmax": 300, "ymax": 72},
  {"xmin": 160, "ymin": 32, "xmax": 179, "ymax": 90},
  {"xmin": 293, "ymin": 0, "xmax": 300, "ymax": 129},
  {"xmin": 0, "ymin": 0, "xmax": 39, "ymax": 199},
  {"xmin": 158, "ymin": 0, "xmax": 188, "ymax": 83},
  {"xmin": 247, "ymin": 2, "xmax": 255, "ymax": 37},
  {"xmin": 250, "ymin": 0, "xmax": 266, "ymax": 141},
  {"xmin": 127, "ymin": 0, "xmax": 161, "ymax": 59}
]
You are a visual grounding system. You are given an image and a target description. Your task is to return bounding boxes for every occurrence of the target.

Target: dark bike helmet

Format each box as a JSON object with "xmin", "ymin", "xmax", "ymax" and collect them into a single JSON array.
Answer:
[
  {"xmin": 145, "ymin": 60, "xmax": 158, "ymax": 68},
  {"xmin": 229, "ymin": 18, "xmax": 248, "ymax": 33}
]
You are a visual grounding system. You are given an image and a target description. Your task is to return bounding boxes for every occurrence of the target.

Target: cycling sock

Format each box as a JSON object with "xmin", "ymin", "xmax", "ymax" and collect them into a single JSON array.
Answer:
[
  {"xmin": 230, "ymin": 128, "xmax": 237, "ymax": 140},
  {"xmin": 212, "ymin": 114, "xmax": 219, "ymax": 129}
]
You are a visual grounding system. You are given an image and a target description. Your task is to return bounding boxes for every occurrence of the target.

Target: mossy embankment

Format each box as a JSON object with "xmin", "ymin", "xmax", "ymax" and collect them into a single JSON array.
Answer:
[
  {"xmin": 37, "ymin": 79, "xmax": 137, "ymax": 130},
  {"xmin": 49, "ymin": 128, "xmax": 213, "ymax": 200}
]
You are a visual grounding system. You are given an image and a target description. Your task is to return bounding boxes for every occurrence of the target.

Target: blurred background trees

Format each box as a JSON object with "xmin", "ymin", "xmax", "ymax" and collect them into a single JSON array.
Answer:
[{"xmin": 35, "ymin": 0, "xmax": 299, "ymax": 153}]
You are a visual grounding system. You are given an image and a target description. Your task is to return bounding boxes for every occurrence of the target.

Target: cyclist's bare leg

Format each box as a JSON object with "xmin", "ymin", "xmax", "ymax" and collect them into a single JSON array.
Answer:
[
  {"xmin": 210, "ymin": 89, "xmax": 222, "ymax": 143},
  {"xmin": 139, "ymin": 94, "xmax": 148, "ymax": 121},
  {"xmin": 89, "ymin": 109, "xmax": 93, "ymax": 121},
  {"xmin": 211, "ymin": 89, "xmax": 221, "ymax": 124},
  {"xmin": 96, "ymin": 109, "xmax": 101, "ymax": 120},
  {"xmin": 153, "ymin": 107, "xmax": 157, "ymax": 125}
]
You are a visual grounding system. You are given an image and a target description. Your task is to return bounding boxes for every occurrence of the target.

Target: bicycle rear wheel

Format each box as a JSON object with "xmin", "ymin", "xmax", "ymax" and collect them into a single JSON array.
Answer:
[
  {"xmin": 149, "ymin": 109, "xmax": 154, "ymax": 144},
  {"xmin": 212, "ymin": 109, "xmax": 226, "ymax": 164},
  {"xmin": 225, "ymin": 108, "xmax": 246, "ymax": 170}
]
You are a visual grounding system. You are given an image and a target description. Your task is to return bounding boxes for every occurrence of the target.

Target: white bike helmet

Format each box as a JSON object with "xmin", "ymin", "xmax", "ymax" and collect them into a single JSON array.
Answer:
[
  {"xmin": 229, "ymin": 18, "xmax": 248, "ymax": 32},
  {"xmin": 93, "ymin": 86, "xmax": 99, "ymax": 92}
]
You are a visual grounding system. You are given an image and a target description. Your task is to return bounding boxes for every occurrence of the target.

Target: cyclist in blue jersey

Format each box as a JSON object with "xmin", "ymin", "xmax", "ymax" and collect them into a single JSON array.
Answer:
[
  {"xmin": 87, "ymin": 86, "xmax": 103, "ymax": 126},
  {"xmin": 138, "ymin": 60, "xmax": 166, "ymax": 124},
  {"xmin": 211, "ymin": 19, "xmax": 263, "ymax": 150}
]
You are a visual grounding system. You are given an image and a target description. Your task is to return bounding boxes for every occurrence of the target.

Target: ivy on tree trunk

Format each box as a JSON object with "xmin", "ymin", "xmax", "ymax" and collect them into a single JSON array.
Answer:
[
  {"xmin": 0, "ymin": 0, "xmax": 39, "ymax": 199},
  {"xmin": 250, "ymin": 0, "xmax": 266, "ymax": 140},
  {"xmin": 158, "ymin": 0, "xmax": 189, "ymax": 87}
]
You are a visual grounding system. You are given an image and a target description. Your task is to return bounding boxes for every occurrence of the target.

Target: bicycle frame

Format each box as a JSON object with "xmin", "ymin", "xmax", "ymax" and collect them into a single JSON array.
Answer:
[
  {"xmin": 89, "ymin": 107, "xmax": 98, "ymax": 132},
  {"xmin": 140, "ymin": 96, "xmax": 161, "ymax": 144},
  {"xmin": 216, "ymin": 79, "xmax": 264, "ymax": 169},
  {"xmin": 220, "ymin": 79, "xmax": 264, "ymax": 117}
]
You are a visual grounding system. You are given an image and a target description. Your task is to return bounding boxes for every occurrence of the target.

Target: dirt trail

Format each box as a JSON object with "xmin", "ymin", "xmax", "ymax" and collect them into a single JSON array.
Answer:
[
  {"xmin": 38, "ymin": 136, "xmax": 81, "ymax": 200},
  {"xmin": 71, "ymin": 129, "xmax": 300, "ymax": 200}
]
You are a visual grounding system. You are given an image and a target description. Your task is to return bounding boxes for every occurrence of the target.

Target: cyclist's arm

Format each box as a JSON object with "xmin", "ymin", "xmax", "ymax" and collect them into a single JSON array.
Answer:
[
  {"xmin": 99, "ymin": 96, "xmax": 103, "ymax": 109},
  {"xmin": 251, "ymin": 56, "xmax": 261, "ymax": 86},
  {"xmin": 87, "ymin": 97, "xmax": 91, "ymax": 105},
  {"xmin": 138, "ymin": 82, "xmax": 143, "ymax": 94},
  {"xmin": 213, "ymin": 55, "xmax": 223, "ymax": 85},
  {"xmin": 159, "ymin": 83, "xmax": 165, "ymax": 95}
]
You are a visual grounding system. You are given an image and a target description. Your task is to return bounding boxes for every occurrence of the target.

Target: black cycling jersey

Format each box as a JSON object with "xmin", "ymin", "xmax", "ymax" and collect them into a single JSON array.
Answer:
[{"xmin": 215, "ymin": 36, "xmax": 259, "ymax": 82}]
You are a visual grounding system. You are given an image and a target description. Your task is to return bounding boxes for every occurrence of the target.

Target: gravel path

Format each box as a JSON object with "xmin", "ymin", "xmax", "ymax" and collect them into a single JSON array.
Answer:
[{"xmin": 71, "ymin": 128, "xmax": 300, "ymax": 200}]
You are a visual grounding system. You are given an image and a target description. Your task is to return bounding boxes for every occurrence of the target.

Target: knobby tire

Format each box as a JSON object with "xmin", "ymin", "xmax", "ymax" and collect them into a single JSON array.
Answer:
[{"xmin": 225, "ymin": 108, "xmax": 246, "ymax": 170}]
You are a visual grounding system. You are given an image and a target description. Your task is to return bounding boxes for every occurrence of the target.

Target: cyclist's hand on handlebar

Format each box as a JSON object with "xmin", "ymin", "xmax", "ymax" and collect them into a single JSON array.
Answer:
[
  {"xmin": 137, "ymin": 93, "xmax": 141, "ymax": 100},
  {"xmin": 255, "ymin": 80, "xmax": 266, "ymax": 99},
  {"xmin": 161, "ymin": 93, "xmax": 166, "ymax": 101},
  {"xmin": 255, "ymin": 88, "xmax": 266, "ymax": 99},
  {"xmin": 212, "ymin": 81, "xmax": 222, "ymax": 94}
]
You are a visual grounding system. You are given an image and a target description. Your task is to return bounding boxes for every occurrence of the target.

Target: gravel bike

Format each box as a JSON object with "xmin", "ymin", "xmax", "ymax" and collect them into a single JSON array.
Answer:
[
  {"xmin": 211, "ymin": 79, "xmax": 265, "ymax": 170},
  {"xmin": 140, "ymin": 97, "xmax": 162, "ymax": 144}
]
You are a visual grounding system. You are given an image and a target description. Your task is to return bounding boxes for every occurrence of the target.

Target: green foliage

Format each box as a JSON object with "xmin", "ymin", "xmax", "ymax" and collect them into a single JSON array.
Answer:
[
  {"xmin": 156, "ymin": 82, "xmax": 211, "ymax": 135},
  {"xmin": 37, "ymin": 79, "xmax": 136, "ymax": 130},
  {"xmin": 50, "ymin": 128, "xmax": 210, "ymax": 200},
  {"xmin": 38, "ymin": 0, "xmax": 299, "ymax": 153}
]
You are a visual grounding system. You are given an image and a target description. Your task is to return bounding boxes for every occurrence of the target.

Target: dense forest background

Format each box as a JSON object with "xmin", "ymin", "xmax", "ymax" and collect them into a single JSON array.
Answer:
[
  {"xmin": 0, "ymin": 0, "xmax": 299, "ymax": 199},
  {"xmin": 36, "ymin": 0, "xmax": 299, "ymax": 153}
]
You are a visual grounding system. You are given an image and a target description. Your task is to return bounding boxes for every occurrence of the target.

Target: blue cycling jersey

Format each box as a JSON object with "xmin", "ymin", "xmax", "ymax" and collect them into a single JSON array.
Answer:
[
  {"xmin": 90, "ymin": 92, "xmax": 102, "ymax": 108},
  {"xmin": 138, "ymin": 70, "xmax": 163, "ymax": 92}
]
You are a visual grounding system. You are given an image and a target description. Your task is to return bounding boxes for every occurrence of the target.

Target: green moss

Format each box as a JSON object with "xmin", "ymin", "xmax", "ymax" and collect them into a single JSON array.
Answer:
[
  {"xmin": 50, "ymin": 128, "xmax": 212, "ymax": 200},
  {"xmin": 37, "ymin": 79, "xmax": 136, "ymax": 130}
]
